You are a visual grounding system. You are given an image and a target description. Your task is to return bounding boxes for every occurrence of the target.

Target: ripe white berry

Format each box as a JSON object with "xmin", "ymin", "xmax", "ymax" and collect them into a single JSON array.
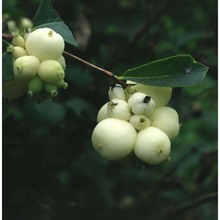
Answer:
[
  {"xmin": 97, "ymin": 103, "xmax": 109, "ymax": 123},
  {"xmin": 129, "ymin": 115, "xmax": 151, "ymax": 131},
  {"xmin": 108, "ymin": 84, "xmax": 126, "ymax": 101},
  {"xmin": 107, "ymin": 99, "xmax": 131, "ymax": 121},
  {"xmin": 25, "ymin": 28, "xmax": 65, "ymax": 61},
  {"xmin": 92, "ymin": 118, "xmax": 137, "ymax": 160},
  {"xmin": 128, "ymin": 92, "xmax": 155, "ymax": 116},
  {"xmin": 38, "ymin": 60, "xmax": 65, "ymax": 84},
  {"xmin": 150, "ymin": 107, "xmax": 180, "ymax": 139},
  {"xmin": 127, "ymin": 81, "xmax": 172, "ymax": 108},
  {"xmin": 134, "ymin": 127, "xmax": 171, "ymax": 165},
  {"xmin": 13, "ymin": 55, "xmax": 40, "ymax": 80}
]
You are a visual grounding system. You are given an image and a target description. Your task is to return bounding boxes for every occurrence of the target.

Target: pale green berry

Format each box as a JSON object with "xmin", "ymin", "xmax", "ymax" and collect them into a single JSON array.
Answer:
[
  {"xmin": 25, "ymin": 28, "xmax": 65, "ymax": 61},
  {"xmin": 3, "ymin": 79, "xmax": 28, "ymax": 100},
  {"xmin": 44, "ymin": 83, "xmax": 58, "ymax": 97},
  {"xmin": 128, "ymin": 92, "xmax": 155, "ymax": 116},
  {"xmin": 38, "ymin": 60, "xmax": 65, "ymax": 84},
  {"xmin": 107, "ymin": 99, "xmax": 131, "ymax": 121},
  {"xmin": 19, "ymin": 17, "xmax": 33, "ymax": 30},
  {"xmin": 92, "ymin": 118, "xmax": 137, "ymax": 160},
  {"xmin": 27, "ymin": 75, "xmax": 44, "ymax": 97},
  {"xmin": 7, "ymin": 20, "xmax": 17, "ymax": 33},
  {"xmin": 11, "ymin": 31, "xmax": 25, "ymax": 48},
  {"xmin": 7, "ymin": 45, "xmax": 28, "ymax": 59},
  {"xmin": 57, "ymin": 55, "xmax": 66, "ymax": 70},
  {"xmin": 56, "ymin": 79, "xmax": 68, "ymax": 89},
  {"xmin": 129, "ymin": 115, "xmax": 151, "ymax": 131},
  {"xmin": 150, "ymin": 107, "xmax": 180, "ymax": 140},
  {"xmin": 134, "ymin": 127, "xmax": 171, "ymax": 165},
  {"xmin": 13, "ymin": 55, "xmax": 40, "ymax": 80},
  {"xmin": 97, "ymin": 103, "xmax": 109, "ymax": 123},
  {"xmin": 108, "ymin": 84, "xmax": 126, "ymax": 101}
]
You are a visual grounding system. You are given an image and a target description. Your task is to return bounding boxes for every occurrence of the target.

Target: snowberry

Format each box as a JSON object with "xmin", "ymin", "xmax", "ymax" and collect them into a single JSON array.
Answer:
[
  {"xmin": 11, "ymin": 31, "xmax": 25, "ymax": 48},
  {"xmin": 44, "ymin": 83, "xmax": 58, "ymax": 97},
  {"xmin": 57, "ymin": 55, "xmax": 66, "ymax": 70},
  {"xmin": 150, "ymin": 107, "xmax": 180, "ymax": 139},
  {"xmin": 56, "ymin": 79, "xmax": 68, "ymax": 89},
  {"xmin": 127, "ymin": 81, "xmax": 172, "ymax": 108},
  {"xmin": 134, "ymin": 127, "xmax": 171, "ymax": 165},
  {"xmin": 38, "ymin": 60, "xmax": 65, "ymax": 84},
  {"xmin": 25, "ymin": 28, "xmax": 65, "ymax": 61},
  {"xmin": 128, "ymin": 92, "xmax": 155, "ymax": 116},
  {"xmin": 19, "ymin": 17, "xmax": 33, "ymax": 30},
  {"xmin": 92, "ymin": 118, "xmax": 137, "ymax": 160},
  {"xmin": 8, "ymin": 46, "xmax": 28, "ymax": 59},
  {"xmin": 13, "ymin": 55, "xmax": 40, "ymax": 80},
  {"xmin": 108, "ymin": 84, "xmax": 126, "ymax": 101},
  {"xmin": 107, "ymin": 99, "xmax": 131, "ymax": 121},
  {"xmin": 97, "ymin": 103, "xmax": 109, "ymax": 123},
  {"xmin": 27, "ymin": 75, "xmax": 44, "ymax": 97},
  {"xmin": 129, "ymin": 115, "xmax": 151, "ymax": 131}
]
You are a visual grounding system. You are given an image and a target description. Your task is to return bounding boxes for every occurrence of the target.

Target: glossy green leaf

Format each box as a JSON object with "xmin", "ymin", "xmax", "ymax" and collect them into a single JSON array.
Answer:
[
  {"xmin": 33, "ymin": 0, "xmax": 78, "ymax": 47},
  {"xmin": 119, "ymin": 54, "xmax": 208, "ymax": 87},
  {"xmin": 2, "ymin": 51, "xmax": 14, "ymax": 81}
]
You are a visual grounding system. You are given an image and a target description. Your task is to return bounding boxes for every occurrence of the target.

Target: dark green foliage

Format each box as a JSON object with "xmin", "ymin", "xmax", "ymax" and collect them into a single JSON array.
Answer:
[
  {"xmin": 3, "ymin": 0, "xmax": 217, "ymax": 220},
  {"xmin": 33, "ymin": 0, "xmax": 78, "ymax": 46},
  {"xmin": 120, "ymin": 54, "xmax": 208, "ymax": 87},
  {"xmin": 2, "ymin": 51, "xmax": 14, "ymax": 81}
]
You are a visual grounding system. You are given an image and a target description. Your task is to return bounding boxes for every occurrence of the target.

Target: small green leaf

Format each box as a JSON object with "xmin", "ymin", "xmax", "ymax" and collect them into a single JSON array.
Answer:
[
  {"xmin": 33, "ymin": 0, "xmax": 78, "ymax": 47},
  {"xmin": 2, "ymin": 51, "xmax": 14, "ymax": 81},
  {"xmin": 119, "ymin": 54, "xmax": 208, "ymax": 87}
]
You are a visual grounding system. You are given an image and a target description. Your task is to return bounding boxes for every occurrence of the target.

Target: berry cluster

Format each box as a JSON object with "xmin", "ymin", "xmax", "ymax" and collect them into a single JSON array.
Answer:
[
  {"xmin": 92, "ymin": 82, "xmax": 180, "ymax": 165},
  {"xmin": 3, "ymin": 28, "xmax": 67, "ymax": 101}
]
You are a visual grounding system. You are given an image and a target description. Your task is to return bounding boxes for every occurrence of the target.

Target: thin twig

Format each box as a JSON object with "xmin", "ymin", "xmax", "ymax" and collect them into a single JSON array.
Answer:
[
  {"xmin": 2, "ymin": 33, "xmax": 13, "ymax": 40},
  {"xmin": 107, "ymin": 0, "xmax": 173, "ymax": 69},
  {"xmin": 158, "ymin": 192, "xmax": 217, "ymax": 220},
  {"xmin": 63, "ymin": 51, "xmax": 127, "ymax": 87}
]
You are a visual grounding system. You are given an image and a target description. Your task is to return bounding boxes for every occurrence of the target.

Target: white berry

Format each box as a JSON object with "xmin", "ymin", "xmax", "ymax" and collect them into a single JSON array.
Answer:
[
  {"xmin": 129, "ymin": 115, "xmax": 151, "ymax": 131},
  {"xmin": 92, "ymin": 118, "xmax": 137, "ymax": 160},
  {"xmin": 150, "ymin": 107, "xmax": 180, "ymax": 139},
  {"xmin": 107, "ymin": 99, "xmax": 131, "ymax": 121},
  {"xmin": 128, "ymin": 92, "xmax": 155, "ymax": 116},
  {"xmin": 108, "ymin": 84, "xmax": 126, "ymax": 101},
  {"xmin": 127, "ymin": 81, "xmax": 172, "ymax": 108},
  {"xmin": 97, "ymin": 103, "xmax": 109, "ymax": 123},
  {"xmin": 134, "ymin": 127, "xmax": 171, "ymax": 165},
  {"xmin": 25, "ymin": 28, "xmax": 65, "ymax": 61}
]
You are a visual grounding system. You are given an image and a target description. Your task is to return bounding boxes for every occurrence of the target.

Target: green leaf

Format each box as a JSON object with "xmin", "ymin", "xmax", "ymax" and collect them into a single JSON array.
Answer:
[
  {"xmin": 119, "ymin": 54, "xmax": 208, "ymax": 87},
  {"xmin": 33, "ymin": 0, "xmax": 78, "ymax": 47},
  {"xmin": 2, "ymin": 51, "xmax": 14, "ymax": 81}
]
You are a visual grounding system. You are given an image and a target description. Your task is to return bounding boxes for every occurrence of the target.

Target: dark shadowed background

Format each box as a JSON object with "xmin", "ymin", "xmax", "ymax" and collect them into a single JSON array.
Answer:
[{"xmin": 2, "ymin": 0, "xmax": 217, "ymax": 219}]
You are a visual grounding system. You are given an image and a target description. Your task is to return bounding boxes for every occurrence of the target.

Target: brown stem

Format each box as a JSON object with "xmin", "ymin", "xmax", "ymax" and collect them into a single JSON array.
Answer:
[
  {"xmin": 158, "ymin": 192, "xmax": 217, "ymax": 220},
  {"xmin": 63, "ymin": 51, "xmax": 127, "ymax": 88},
  {"xmin": 2, "ymin": 33, "xmax": 13, "ymax": 40}
]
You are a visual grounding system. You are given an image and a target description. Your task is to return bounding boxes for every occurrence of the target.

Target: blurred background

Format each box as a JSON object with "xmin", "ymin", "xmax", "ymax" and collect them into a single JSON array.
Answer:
[{"xmin": 2, "ymin": 0, "xmax": 217, "ymax": 219}]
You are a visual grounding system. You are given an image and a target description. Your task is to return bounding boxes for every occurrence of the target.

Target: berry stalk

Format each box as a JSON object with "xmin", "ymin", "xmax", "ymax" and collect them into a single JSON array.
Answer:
[{"xmin": 63, "ymin": 51, "xmax": 127, "ymax": 88}]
